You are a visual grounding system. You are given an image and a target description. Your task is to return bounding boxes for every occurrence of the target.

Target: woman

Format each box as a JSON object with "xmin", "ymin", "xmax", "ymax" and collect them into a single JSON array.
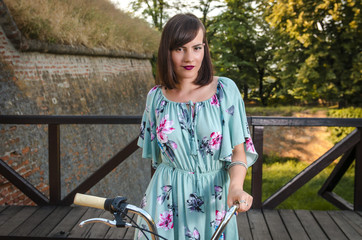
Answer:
[{"xmin": 136, "ymin": 13, "xmax": 258, "ymax": 239}]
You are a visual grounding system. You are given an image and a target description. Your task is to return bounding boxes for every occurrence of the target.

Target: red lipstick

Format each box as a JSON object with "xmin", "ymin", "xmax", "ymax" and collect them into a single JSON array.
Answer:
[{"xmin": 184, "ymin": 66, "xmax": 194, "ymax": 70}]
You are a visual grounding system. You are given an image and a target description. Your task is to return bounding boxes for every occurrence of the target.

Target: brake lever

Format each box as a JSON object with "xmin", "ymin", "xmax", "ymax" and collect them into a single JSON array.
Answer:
[{"xmin": 79, "ymin": 218, "xmax": 132, "ymax": 228}]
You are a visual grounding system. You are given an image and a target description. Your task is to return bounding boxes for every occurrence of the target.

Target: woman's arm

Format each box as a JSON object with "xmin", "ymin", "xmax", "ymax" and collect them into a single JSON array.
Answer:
[{"xmin": 227, "ymin": 143, "xmax": 253, "ymax": 212}]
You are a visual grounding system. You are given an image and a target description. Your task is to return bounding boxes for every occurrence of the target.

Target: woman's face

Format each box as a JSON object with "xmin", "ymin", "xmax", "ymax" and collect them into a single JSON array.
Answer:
[{"xmin": 171, "ymin": 29, "xmax": 205, "ymax": 83}]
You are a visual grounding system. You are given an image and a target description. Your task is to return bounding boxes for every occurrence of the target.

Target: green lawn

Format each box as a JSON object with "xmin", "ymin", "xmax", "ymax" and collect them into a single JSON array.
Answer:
[{"xmin": 244, "ymin": 156, "xmax": 355, "ymax": 210}]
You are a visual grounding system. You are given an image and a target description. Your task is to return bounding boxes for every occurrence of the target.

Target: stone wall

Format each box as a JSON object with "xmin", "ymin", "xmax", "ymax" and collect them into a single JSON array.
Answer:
[{"xmin": 0, "ymin": 7, "xmax": 155, "ymax": 205}]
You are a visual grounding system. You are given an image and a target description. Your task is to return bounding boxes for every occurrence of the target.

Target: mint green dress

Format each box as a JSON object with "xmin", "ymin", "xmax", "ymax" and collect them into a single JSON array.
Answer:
[{"xmin": 135, "ymin": 77, "xmax": 258, "ymax": 240}]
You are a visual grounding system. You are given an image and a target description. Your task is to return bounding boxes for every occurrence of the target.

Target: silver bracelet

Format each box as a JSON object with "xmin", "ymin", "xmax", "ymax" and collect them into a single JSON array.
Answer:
[{"xmin": 227, "ymin": 161, "xmax": 248, "ymax": 171}]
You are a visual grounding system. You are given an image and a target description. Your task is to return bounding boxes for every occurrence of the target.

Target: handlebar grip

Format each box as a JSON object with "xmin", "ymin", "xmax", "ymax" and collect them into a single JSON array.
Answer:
[{"xmin": 74, "ymin": 193, "xmax": 107, "ymax": 210}]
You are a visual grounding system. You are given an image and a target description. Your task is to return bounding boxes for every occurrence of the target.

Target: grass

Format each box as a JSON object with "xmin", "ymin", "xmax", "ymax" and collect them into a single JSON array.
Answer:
[
  {"xmin": 4, "ymin": 0, "xmax": 160, "ymax": 54},
  {"xmin": 243, "ymin": 155, "xmax": 355, "ymax": 210}
]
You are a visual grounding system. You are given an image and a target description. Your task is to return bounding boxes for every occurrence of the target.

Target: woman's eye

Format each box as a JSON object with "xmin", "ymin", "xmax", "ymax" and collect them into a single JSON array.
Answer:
[
  {"xmin": 175, "ymin": 47, "xmax": 183, "ymax": 52},
  {"xmin": 194, "ymin": 46, "xmax": 203, "ymax": 51}
]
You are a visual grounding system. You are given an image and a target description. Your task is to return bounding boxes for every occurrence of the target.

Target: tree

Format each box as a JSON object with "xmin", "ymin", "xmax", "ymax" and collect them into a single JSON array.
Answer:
[
  {"xmin": 266, "ymin": 0, "xmax": 362, "ymax": 107},
  {"xmin": 208, "ymin": 0, "xmax": 277, "ymax": 104},
  {"xmin": 130, "ymin": 0, "xmax": 223, "ymax": 31},
  {"xmin": 130, "ymin": 0, "xmax": 170, "ymax": 31}
]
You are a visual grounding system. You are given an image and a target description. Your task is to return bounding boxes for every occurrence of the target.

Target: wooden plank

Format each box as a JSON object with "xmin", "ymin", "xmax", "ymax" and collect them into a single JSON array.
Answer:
[
  {"xmin": 0, "ymin": 206, "xmax": 23, "ymax": 226},
  {"xmin": 105, "ymin": 212, "xmax": 135, "ymax": 239},
  {"xmin": 263, "ymin": 209, "xmax": 290, "ymax": 240},
  {"xmin": 251, "ymin": 126, "xmax": 264, "ymax": 209},
  {"xmin": 0, "ymin": 206, "xmax": 38, "ymax": 235},
  {"xmin": 3, "ymin": 115, "xmax": 362, "ymax": 127},
  {"xmin": 237, "ymin": 212, "xmax": 253, "ymax": 240},
  {"xmin": 0, "ymin": 115, "xmax": 142, "ymax": 125},
  {"xmin": 106, "ymin": 226, "xmax": 133, "ymax": 239},
  {"xmin": 0, "ymin": 206, "xmax": 8, "ymax": 213},
  {"xmin": 279, "ymin": 210, "xmax": 308, "ymax": 240},
  {"xmin": 29, "ymin": 206, "xmax": 71, "ymax": 237},
  {"xmin": 68, "ymin": 207, "xmax": 104, "ymax": 238},
  {"xmin": 312, "ymin": 210, "xmax": 348, "ymax": 240},
  {"xmin": 9, "ymin": 206, "xmax": 56, "ymax": 236},
  {"xmin": 119, "ymin": 227, "xmax": 135, "ymax": 240},
  {"xmin": 251, "ymin": 117, "xmax": 362, "ymax": 127},
  {"xmin": 247, "ymin": 209, "xmax": 272, "ymax": 240},
  {"xmin": 49, "ymin": 124, "xmax": 61, "ymax": 205},
  {"xmin": 295, "ymin": 209, "xmax": 327, "ymax": 240},
  {"xmin": 47, "ymin": 206, "xmax": 88, "ymax": 238},
  {"xmin": 0, "ymin": 160, "xmax": 49, "ymax": 205},
  {"xmin": 341, "ymin": 211, "xmax": 362, "ymax": 236},
  {"xmin": 328, "ymin": 211, "xmax": 362, "ymax": 239},
  {"xmin": 85, "ymin": 210, "xmax": 113, "ymax": 238},
  {"xmin": 355, "ymin": 128, "xmax": 362, "ymax": 211}
]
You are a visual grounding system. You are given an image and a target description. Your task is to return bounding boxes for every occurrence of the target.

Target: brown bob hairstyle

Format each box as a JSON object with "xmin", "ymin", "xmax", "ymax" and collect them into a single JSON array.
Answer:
[{"xmin": 157, "ymin": 13, "xmax": 213, "ymax": 89}]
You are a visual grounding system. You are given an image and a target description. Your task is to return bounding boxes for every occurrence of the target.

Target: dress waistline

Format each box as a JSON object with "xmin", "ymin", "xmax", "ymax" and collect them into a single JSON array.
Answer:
[{"xmin": 159, "ymin": 162, "xmax": 225, "ymax": 176}]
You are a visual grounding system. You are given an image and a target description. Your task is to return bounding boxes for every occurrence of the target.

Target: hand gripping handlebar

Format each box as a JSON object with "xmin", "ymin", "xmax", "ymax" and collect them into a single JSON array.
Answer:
[{"xmin": 74, "ymin": 193, "xmax": 159, "ymax": 240}]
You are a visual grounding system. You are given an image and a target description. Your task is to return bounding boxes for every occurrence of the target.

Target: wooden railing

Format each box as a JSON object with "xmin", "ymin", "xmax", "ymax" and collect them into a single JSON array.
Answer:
[{"xmin": 1, "ymin": 115, "xmax": 361, "ymax": 210}]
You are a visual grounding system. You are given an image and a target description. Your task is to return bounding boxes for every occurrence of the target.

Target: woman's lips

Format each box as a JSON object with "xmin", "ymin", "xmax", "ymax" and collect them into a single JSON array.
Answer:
[{"xmin": 183, "ymin": 66, "xmax": 194, "ymax": 70}]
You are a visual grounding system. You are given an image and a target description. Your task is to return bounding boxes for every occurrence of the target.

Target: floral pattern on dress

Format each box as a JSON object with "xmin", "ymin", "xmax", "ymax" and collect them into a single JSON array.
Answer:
[
  {"xmin": 156, "ymin": 100, "xmax": 167, "ymax": 117},
  {"xmin": 139, "ymin": 120, "xmax": 155, "ymax": 141},
  {"xmin": 187, "ymin": 193, "xmax": 204, "ymax": 213},
  {"xmin": 157, "ymin": 210, "xmax": 174, "ymax": 231},
  {"xmin": 225, "ymin": 105, "xmax": 234, "ymax": 115},
  {"xmin": 157, "ymin": 185, "xmax": 172, "ymax": 205},
  {"xmin": 168, "ymin": 203, "xmax": 178, "ymax": 217},
  {"xmin": 199, "ymin": 136, "xmax": 214, "ymax": 158},
  {"xmin": 157, "ymin": 114, "xmax": 178, "ymax": 161},
  {"xmin": 178, "ymin": 104, "xmax": 194, "ymax": 136},
  {"xmin": 210, "ymin": 209, "xmax": 226, "ymax": 240},
  {"xmin": 246, "ymin": 137, "xmax": 256, "ymax": 153},
  {"xmin": 209, "ymin": 132, "xmax": 222, "ymax": 150},
  {"xmin": 148, "ymin": 85, "xmax": 159, "ymax": 95},
  {"xmin": 199, "ymin": 132, "xmax": 223, "ymax": 158},
  {"xmin": 140, "ymin": 194, "xmax": 147, "ymax": 208},
  {"xmin": 185, "ymin": 227, "xmax": 200, "ymax": 240},
  {"xmin": 210, "ymin": 209, "xmax": 226, "ymax": 228},
  {"xmin": 212, "ymin": 185, "xmax": 223, "ymax": 200},
  {"xmin": 210, "ymin": 94, "xmax": 220, "ymax": 107}
]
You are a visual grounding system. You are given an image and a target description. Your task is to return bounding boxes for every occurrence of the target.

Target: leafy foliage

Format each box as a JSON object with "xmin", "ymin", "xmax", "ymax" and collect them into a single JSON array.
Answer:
[
  {"xmin": 265, "ymin": 0, "xmax": 362, "ymax": 107},
  {"xmin": 208, "ymin": 0, "xmax": 280, "ymax": 104},
  {"xmin": 327, "ymin": 107, "xmax": 362, "ymax": 143}
]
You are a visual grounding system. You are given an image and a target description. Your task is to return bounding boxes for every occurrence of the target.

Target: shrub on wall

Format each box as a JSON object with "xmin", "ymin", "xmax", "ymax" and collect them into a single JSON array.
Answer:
[{"xmin": 3, "ymin": 0, "xmax": 160, "ymax": 54}]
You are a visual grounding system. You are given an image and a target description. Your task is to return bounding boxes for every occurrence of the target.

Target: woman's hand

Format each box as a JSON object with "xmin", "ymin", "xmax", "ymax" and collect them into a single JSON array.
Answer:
[
  {"xmin": 227, "ymin": 143, "xmax": 252, "ymax": 213},
  {"xmin": 227, "ymin": 184, "xmax": 253, "ymax": 213}
]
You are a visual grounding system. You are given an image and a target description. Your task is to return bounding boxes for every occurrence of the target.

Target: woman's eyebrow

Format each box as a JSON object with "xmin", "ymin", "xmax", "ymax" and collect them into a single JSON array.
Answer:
[
  {"xmin": 192, "ymin": 43, "xmax": 204, "ymax": 47},
  {"xmin": 179, "ymin": 43, "xmax": 204, "ymax": 48}
]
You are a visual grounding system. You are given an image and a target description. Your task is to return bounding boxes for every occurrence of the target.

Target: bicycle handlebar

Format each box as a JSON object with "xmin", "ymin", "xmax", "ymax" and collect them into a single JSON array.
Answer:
[
  {"xmin": 74, "ymin": 193, "xmax": 107, "ymax": 210},
  {"xmin": 74, "ymin": 193, "xmax": 159, "ymax": 240},
  {"xmin": 74, "ymin": 193, "xmax": 238, "ymax": 240}
]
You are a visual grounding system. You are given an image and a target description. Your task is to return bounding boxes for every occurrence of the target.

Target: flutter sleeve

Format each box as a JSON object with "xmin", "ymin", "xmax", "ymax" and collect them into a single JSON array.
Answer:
[
  {"xmin": 137, "ymin": 86, "xmax": 161, "ymax": 169},
  {"xmin": 218, "ymin": 77, "xmax": 258, "ymax": 167}
]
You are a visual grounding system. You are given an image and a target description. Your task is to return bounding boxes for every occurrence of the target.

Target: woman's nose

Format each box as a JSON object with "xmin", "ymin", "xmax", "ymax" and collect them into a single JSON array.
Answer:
[{"xmin": 183, "ymin": 50, "xmax": 193, "ymax": 62}]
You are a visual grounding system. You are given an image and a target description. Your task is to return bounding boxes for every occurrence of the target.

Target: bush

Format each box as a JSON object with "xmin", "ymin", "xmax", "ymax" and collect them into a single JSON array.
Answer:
[{"xmin": 327, "ymin": 107, "xmax": 362, "ymax": 144}]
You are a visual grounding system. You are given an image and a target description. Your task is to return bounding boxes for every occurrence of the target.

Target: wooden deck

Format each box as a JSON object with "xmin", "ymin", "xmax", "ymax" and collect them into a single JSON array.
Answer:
[{"xmin": 0, "ymin": 206, "xmax": 361, "ymax": 240}]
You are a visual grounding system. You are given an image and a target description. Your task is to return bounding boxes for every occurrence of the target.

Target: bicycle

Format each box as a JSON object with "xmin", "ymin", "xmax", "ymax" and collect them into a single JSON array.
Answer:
[{"xmin": 74, "ymin": 193, "xmax": 240, "ymax": 240}]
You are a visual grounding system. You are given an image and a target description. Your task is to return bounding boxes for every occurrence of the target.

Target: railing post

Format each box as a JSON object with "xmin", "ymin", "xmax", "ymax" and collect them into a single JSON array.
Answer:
[
  {"xmin": 355, "ymin": 127, "xmax": 362, "ymax": 211},
  {"xmin": 251, "ymin": 125, "xmax": 264, "ymax": 209},
  {"xmin": 48, "ymin": 124, "xmax": 61, "ymax": 205}
]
